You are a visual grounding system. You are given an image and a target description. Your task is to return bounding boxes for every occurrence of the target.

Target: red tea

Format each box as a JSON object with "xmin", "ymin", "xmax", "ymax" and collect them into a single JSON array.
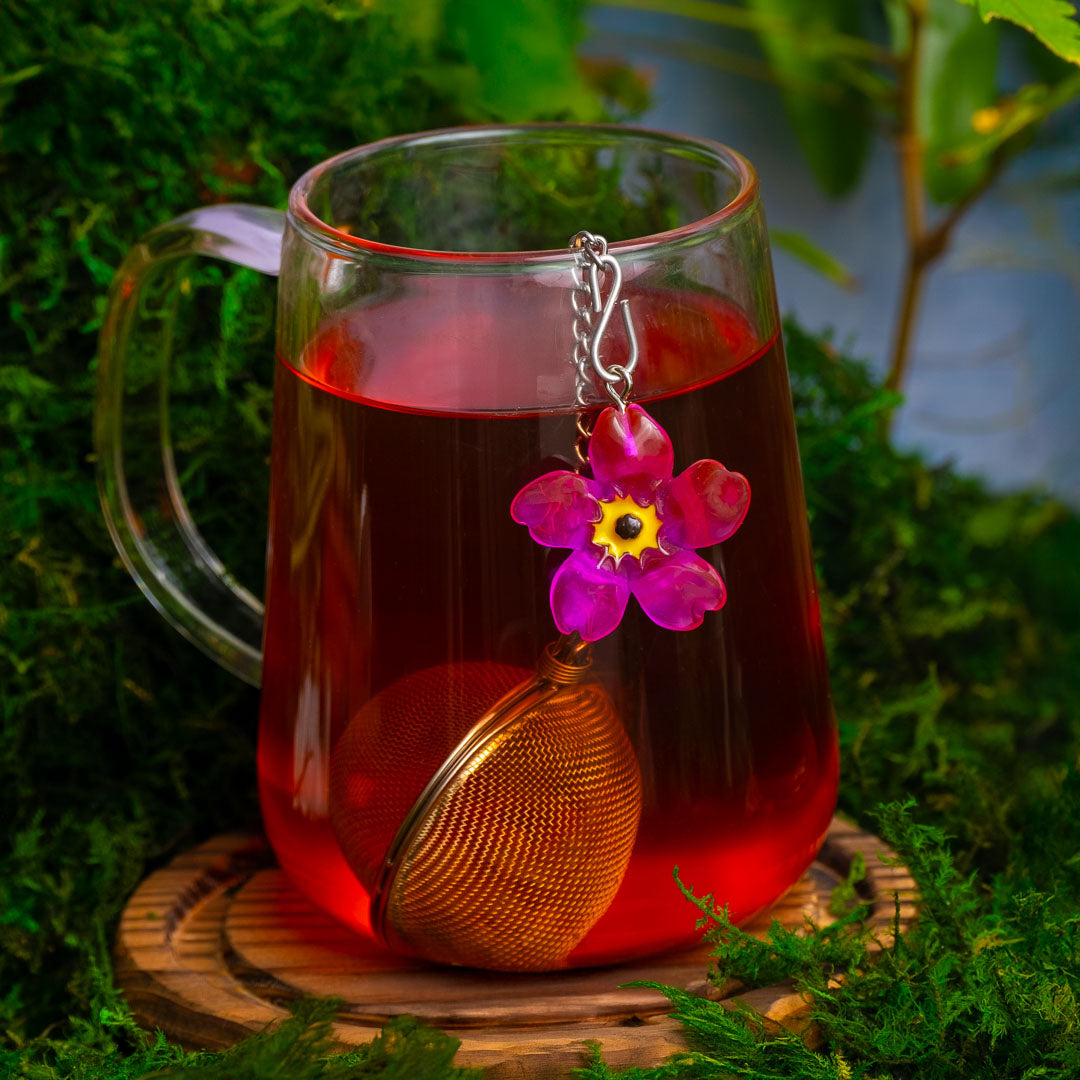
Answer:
[{"xmin": 257, "ymin": 280, "xmax": 837, "ymax": 966}]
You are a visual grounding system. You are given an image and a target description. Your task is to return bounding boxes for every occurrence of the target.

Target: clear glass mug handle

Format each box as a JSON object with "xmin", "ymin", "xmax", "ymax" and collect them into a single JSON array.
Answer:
[{"xmin": 95, "ymin": 205, "xmax": 284, "ymax": 687}]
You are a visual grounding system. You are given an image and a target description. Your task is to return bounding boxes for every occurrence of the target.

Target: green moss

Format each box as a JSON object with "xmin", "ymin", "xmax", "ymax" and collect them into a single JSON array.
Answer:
[
  {"xmin": 2, "ymin": 991, "xmax": 479, "ymax": 1079},
  {"xmin": 580, "ymin": 793, "xmax": 1080, "ymax": 1079}
]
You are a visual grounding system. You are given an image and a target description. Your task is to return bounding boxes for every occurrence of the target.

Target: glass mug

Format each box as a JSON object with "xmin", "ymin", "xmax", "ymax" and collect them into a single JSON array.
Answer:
[{"xmin": 96, "ymin": 124, "xmax": 837, "ymax": 972}]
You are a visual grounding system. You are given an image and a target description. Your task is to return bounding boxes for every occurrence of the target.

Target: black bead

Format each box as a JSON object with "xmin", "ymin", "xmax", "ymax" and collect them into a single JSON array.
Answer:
[{"xmin": 615, "ymin": 513, "xmax": 643, "ymax": 540}]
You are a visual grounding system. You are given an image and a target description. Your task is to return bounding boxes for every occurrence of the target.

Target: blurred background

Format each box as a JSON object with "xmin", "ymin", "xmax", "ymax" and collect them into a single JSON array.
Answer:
[{"xmin": 586, "ymin": 1, "xmax": 1080, "ymax": 505}]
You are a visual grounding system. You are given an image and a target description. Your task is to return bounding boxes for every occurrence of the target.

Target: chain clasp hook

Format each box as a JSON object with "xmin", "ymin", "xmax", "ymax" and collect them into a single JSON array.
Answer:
[{"xmin": 570, "ymin": 232, "xmax": 638, "ymax": 411}]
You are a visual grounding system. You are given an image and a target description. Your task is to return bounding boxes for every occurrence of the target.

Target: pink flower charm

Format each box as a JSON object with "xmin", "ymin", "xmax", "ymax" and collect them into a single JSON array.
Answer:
[{"xmin": 511, "ymin": 405, "xmax": 750, "ymax": 641}]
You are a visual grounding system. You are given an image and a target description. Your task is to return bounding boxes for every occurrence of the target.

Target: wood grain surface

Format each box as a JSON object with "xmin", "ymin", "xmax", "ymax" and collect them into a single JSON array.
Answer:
[{"xmin": 114, "ymin": 818, "xmax": 917, "ymax": 1078}]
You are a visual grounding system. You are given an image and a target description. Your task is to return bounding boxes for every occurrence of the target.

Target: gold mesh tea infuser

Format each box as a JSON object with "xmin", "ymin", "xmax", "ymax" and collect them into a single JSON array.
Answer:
[
  {"xmin": 329, "ymin": 635, "xmax": 641, "ymax": 971},
  {"xmin": 328, "ymin": 231, "xmax": 750, "ymax": 971}
]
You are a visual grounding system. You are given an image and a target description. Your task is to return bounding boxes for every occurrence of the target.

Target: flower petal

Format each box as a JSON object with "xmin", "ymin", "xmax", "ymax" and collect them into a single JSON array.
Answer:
[
  {"xmin": 660, "ymin": 460, "xmax": 750, "ymax": 550},
  {"xmin": 550, "ymin": 550, "xmax": 630, "ymax": 641},
  {"xmin": 631, "ymin": 550, "xmax": 726, "ymax": 631},
  {"xmin": 588, "ymin": 405, "xmax": 674, "ymax": 498},
  {"xmin": 511, "ymin": 471, "xmax": 601, "ymax": 549}
]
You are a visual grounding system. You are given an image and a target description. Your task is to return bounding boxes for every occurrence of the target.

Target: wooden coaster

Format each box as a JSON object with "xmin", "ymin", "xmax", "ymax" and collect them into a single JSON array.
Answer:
[{"xmin": 115, "ymin": 818, "xmax": 916, "ymax": 1078}]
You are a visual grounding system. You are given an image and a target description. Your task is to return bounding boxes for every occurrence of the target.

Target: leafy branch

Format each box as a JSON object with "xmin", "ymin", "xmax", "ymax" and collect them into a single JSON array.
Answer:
[{"xmin": 601, "ymin": 0, "xmax": 1080, "ymax": 413}]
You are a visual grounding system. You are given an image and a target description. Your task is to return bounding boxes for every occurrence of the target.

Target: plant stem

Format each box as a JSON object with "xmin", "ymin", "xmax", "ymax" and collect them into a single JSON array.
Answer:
[
  {"xmin": 885, "ymin": 253, "xmax": 926, "ymax": 395},
  {"xmin": 885, "ymin": 1, "xmax": 927, "ymax": 398},
  {"xmin": 885, "ymin": 156, "xmax": 1008, "ymax": 398},
  {"xmin": 884, "ymin": 3, "xmax": 1007, "ymax": 407}
]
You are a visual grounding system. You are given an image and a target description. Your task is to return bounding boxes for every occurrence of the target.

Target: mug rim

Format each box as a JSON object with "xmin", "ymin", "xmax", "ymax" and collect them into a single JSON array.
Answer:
[{"xmin": 288, "ymin": 122, "xmax": 759, "ymax": 265}]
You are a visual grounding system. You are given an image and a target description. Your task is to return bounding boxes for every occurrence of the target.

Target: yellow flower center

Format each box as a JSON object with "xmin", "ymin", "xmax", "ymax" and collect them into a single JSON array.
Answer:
[{"xmin": 592, "ymin": 494, "xmax": 662, "ymax": 565}]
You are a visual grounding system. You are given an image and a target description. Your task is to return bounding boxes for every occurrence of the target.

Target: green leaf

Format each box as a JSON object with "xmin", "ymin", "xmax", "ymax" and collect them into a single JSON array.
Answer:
[
  {"xmin": 443, "ymin": 0, "xmax": 602, "ymax": 120},
  {"xmin": 770, "ymin": 228, "xmax": 858, "ymax": 289},
  {"xmin": 0, "ymin": 365, "xmax": 54, "ymax": 398},
  {"xmin": 921, "ymin": 0, "xmax": 1000, "ymax": 203},
  {"xmin": 742, "ymin": 0, "xmax": 873, "ymax": 197},
  {"xmin": 961, "ymin": 0, "xmax": 1080, "ymax": 66},
  {"xmin": 374, "ymin": 0, "xmax": 444, "ymax": 49},
  {"xmin": 598, "ymin": 0, "xmax": 889, "ymax": 62},
  {"xmin": 884, "ymin": 0, "xmax": 913, "ymax": 53},
  {"xmin": 943, "ymin": 71, "xmax": 1080, "ymax": 165}
]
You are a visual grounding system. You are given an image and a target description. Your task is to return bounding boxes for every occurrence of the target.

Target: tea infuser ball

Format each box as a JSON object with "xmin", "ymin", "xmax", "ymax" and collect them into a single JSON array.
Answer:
[
  {"xmin": 328, "ymin": 661, "xmax": 529, "ymax": 898},
  {"xmin": 329, "ymin": 637, "xmax": 642, "ymax": 971}
]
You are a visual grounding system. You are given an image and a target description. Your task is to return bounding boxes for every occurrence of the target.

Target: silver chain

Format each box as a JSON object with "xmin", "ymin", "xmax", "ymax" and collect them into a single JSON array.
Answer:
[
  {"xmin": 568, "ymin": 230, "xmax": 639, "ymax": 415},
  {"xmin": 569, "ymin": 250, "xmax": 595, "ymax": 468}
]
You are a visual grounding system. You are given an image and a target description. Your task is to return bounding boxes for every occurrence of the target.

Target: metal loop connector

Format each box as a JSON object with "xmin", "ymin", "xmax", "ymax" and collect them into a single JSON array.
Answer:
[{"xmin": 603, "ymin": 364, "xmax": 633, "ymax": 410}]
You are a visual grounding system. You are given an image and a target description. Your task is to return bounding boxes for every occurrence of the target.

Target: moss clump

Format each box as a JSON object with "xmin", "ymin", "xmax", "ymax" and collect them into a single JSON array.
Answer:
[{"xmin": 1, "ymin": 994, "xmax": 479, "ymax": 1079}]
